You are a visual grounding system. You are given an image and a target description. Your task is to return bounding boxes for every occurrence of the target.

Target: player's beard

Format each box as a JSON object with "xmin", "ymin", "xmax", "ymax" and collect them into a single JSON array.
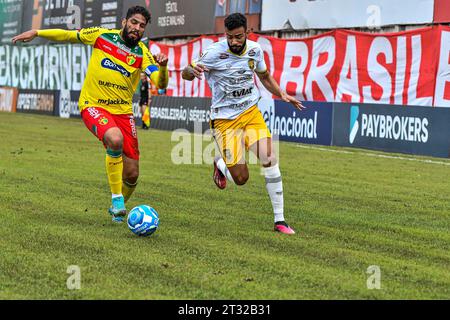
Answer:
[
  {"xmin": 228, "ymin": 39, "xmax": 246, "ymax": 55},
  {"xmin": 122, "ymin": 26, "xmax": 142, "ymax": 48}
]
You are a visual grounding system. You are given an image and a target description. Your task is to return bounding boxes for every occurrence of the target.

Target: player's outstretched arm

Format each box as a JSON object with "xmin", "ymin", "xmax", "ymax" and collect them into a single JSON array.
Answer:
[
  {"xmin": 256, "ymin": 70, "xmax": 305, "ymax": 110},
  {"xmin": 12, "ymin": 29, "xmax": 79, "ymax": 44},
  {"xmin": 182, "ymin": 63, "xmax": 209, "ymax": 81},
  {"xmin": 12, "ymin": 30, "xmax": 38, "ymax": 44},
  {"xmin": 150, "ymin": 53, "xmax": 169, "ymax": 89}
]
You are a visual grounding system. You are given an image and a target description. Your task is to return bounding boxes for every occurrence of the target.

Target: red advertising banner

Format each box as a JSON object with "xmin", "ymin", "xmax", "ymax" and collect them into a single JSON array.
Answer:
[
  {"xmin": 150, "ymin": 35, "xmax": 221, "ymax": 97},
  {"xmin": 434, "ymin": 0, "xmax": 450, "ymax": 23},
  {"xmin": 149, "ymin": 26, "xmax": 450, "ymax": 107},
  {"xmin": 334, "ymin": 27, "xmax": 438, "ymax": 106}
]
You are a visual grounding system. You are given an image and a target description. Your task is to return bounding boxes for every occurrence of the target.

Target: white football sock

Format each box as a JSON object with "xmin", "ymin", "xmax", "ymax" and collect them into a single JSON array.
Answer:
[
  {"xmin": 263, "ymin": 164, "xmax": 284, "ymax": 223},
  {"xmin": 216, "ymin": 157, "xmax": 235, "ymax": 183}
]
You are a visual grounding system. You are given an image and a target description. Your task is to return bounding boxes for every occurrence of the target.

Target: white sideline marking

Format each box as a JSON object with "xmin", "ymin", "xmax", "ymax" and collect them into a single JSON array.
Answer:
[{"xmin": 295, "ymin": 145, "xmax": 450, "ymax": 166}]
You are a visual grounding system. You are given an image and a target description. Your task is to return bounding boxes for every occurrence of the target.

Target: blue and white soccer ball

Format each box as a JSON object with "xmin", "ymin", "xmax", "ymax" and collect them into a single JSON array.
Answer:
[{"xmin": 127, "ymin": 205, "xmax": 159, "ymax": 236}]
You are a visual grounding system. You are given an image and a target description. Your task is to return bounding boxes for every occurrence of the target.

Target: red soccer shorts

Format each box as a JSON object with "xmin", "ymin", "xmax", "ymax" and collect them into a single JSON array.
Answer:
[{"xmin": 81, "ymin": 107, "xmax": 140, "ymax": 160}]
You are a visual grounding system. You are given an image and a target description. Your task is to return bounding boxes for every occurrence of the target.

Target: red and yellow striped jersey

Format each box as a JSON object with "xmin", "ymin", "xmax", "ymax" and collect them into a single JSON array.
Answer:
[
  {"xmin": 77, "ymin": 27, "xmax": 159, "ymax": 114},
  {"xmin": 37, "ymin": 27, "xmax": 165, "ymax": 114}
]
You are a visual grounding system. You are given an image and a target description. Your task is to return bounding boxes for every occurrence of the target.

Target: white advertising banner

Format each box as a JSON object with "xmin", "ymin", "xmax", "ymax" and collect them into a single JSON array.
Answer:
[
  {"xmin": 0, "ymin": 87, "xmax": 18, "ymax": 112},
  {"xmin": 0, "ymin": 44, "xmax": 92, "ymax": 91},
  {"xmin": 261, "ymin": 0, "xmax": 434, "ymax": 31}
]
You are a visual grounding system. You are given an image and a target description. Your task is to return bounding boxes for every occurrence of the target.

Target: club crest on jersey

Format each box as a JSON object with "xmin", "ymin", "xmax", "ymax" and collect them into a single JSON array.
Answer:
[
  {"xmin": 248, "ymin": 59, "xmax": 255, "ymax": 70},
  {"xmin": 127, "ymin": 54, "xmax": 137, "ymax": 65},
  {"xmin": 99, "ymin": 117, "xmax": 109, "ymax": 125}
]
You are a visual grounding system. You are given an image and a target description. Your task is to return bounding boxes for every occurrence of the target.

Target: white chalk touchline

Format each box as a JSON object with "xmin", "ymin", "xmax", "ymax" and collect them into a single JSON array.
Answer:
[{"xmin": 295, "ymin": 145, "xmax": 450, "ymax": 166}]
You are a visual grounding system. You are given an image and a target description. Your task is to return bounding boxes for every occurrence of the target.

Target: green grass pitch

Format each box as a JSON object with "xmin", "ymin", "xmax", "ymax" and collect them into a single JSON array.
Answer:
[{"xmin": 0, "ymin": 112, "xmax": 449, "ymax": 299}]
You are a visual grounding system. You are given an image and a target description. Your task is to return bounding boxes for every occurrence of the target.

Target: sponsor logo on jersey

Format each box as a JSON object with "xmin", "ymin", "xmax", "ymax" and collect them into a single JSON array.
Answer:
[
  {"xmin": 97, "ymin": 98, "xmax": 131, "ymax": 105},
  {"xmin": 87, "ymin": 107, "xmax": 102, "ymax": 119},
  {"xmin": 146, "ymin": 52, "xmax": 155, "ymax": 62},
  {"xmin": 98, "ymin": 80, "xmax": 128, "ymax": 91},
  {"xmin": 102, "ymin": 44, "xmax": 113, "ymax": 52},
  {"xmin": 229, "ymin": 75, "xmax": 253, "ymax": 85},
  {"xmin": 115, "ymin": 40, "xmax": 142, "ymax": 57},
  {"xmin": 129, "ymin": 117, "xmax": 137, "ymax": 138},
  {"xmin": 101, "ymin": 58, "xmax": 131, "ymax": 77},
  {"xmin": 232, "ymin": 87, "xmax": 253, "ymax": 98},
  {"xmin": 229, "ymin": 100, "xmax": 252, "ymax": 110},
  {"xmin": 82, "ymin": 27, "xmax": 100, "ymax": 36},
  {"xmin": 99, "ymin": 34, "xmax": 143, "ymax": 55},
  {"xmin": 117, "ymin": 49, "xmax": 127, "ymax": 57}
]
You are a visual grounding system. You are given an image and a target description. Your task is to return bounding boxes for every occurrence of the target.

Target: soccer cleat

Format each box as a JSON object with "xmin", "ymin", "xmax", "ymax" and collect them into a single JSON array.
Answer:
[
  {"xmin": 108, "ymin": 196, "xmax": 127, "ymax": 223},
  {"xmin": 111, "ymin": 215, "xmax": 124, "ymax": 223},
  {"xmin": 274, "ymin": 221, "xmax": 296, "ymax": 235},
  {"xmin": 213, "ymin": 156, "xmax": 227, "ymax": 189}
]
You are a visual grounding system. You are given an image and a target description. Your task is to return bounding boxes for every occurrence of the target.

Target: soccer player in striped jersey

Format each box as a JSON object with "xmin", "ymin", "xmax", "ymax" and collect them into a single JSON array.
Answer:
[
  {"xmin": 12, "ymin": 6, "xmax": 169, "ymax": 222},
  {"xmin": 182, "ymin": 13, "xmax": 304, "ymax": 235}
]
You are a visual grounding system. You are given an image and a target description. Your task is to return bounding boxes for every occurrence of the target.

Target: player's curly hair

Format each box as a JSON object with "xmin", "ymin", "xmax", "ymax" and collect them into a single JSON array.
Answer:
[
  {"xmin": 224, "ymin": 13, "xmax": 247, "ymax": 31},
  {"xmin": 126, "ymin": 6, "xmax": 151, "ymax": 24}
]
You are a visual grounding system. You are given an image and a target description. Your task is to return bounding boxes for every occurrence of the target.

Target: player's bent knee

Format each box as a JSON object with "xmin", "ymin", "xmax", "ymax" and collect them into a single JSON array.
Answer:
[
  {"xmin": 108, "ymin": 139, "xmax": 123, "ymax": 151},
  {"xmin": 105, "ymin": 131, "xmax": 124, "ymax": 151}
]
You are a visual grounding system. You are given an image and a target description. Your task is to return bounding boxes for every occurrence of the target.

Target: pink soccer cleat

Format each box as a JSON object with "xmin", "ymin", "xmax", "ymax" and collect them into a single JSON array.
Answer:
[
  {"xmin": 213, "ymin": 157, "xmax": 227, "ymax": 189},
  {"xmin": 274, "ymin": 221, "xmax": 296, "ymax": 235}
]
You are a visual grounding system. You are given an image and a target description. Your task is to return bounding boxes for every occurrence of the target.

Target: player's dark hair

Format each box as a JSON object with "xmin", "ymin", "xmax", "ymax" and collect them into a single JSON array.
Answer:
[
  {"xmin": 224, "ymin": 13, "xmax": 247, "ymax": 31},
  {"xmin": 126, "ymin": 6, "xmax": 151, "ymax": 24}
]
